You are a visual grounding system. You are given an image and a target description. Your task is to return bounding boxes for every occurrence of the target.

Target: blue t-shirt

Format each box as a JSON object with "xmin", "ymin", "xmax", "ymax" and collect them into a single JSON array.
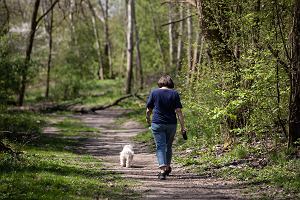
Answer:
[{"xmin": 146, "ymin": 88, "xmax": 183, "ymax": 124}]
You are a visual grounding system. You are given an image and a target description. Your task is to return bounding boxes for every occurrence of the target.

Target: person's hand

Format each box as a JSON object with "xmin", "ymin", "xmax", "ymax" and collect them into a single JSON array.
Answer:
[
  {"xmin": 181, "ymin": 128, "xmax": 187, "ymax": 140},
  {"xmin": 146, "ymin": 116, "xmax": 151, "ymax": 126}
]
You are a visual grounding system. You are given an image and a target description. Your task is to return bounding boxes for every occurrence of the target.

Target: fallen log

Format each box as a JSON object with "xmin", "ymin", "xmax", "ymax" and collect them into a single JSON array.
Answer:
[
  {"xmin": 90, "ymin": 94, "xmax": 133, "ymax": 112},
  {"xmin": 9, "ymin": 93, "xmax": 147, "ymax": 113}
]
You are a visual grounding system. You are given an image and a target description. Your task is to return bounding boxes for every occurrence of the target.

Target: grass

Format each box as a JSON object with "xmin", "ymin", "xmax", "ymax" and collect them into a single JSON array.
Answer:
[
  {"xmin": 54, "ymin": 118, "xmax": 99, "ymax": 137},
  {"xmin": 26, "ymin": 79, "xmax": 125, "ymax": 106},
  {"xmin": 0, "ymin": 149, "xmax": 139, "ymax": 200}
]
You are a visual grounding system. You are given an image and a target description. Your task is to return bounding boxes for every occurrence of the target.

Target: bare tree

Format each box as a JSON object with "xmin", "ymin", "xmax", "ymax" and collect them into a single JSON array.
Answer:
[{"xmin": 125, "ymin": 0, "xmax": 134, "ymax": 94}]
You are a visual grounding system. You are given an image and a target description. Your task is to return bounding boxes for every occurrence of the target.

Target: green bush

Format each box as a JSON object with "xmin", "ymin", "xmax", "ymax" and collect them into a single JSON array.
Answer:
[
  {"xmin": 0, "ymin": 36, "xmax": 23, "ymax": 104},
  {"xmin": 0, "ymin": 111, "xmax": 44, "ymax": 141}
]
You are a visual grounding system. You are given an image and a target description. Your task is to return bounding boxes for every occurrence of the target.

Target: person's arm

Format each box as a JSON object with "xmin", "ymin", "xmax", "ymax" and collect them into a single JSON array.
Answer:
[
  {"xmin": 175, "ymin": 108, "xmax": 186, "ymax": 133},
  {"xmin": 146, "ymin": 107, "xmax": 152, "ymax": 126}
]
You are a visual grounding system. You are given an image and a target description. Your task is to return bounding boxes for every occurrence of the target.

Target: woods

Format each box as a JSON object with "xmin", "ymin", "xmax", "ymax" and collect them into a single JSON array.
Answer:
[{"xmin": 0, "ymin": 0, "xmax": 300, "ymax": 199}]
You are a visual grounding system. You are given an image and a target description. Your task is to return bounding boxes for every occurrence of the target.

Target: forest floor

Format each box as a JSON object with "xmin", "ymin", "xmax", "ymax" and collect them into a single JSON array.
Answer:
[{"xmin": 46, "ymin": 108, "xmax": 273, "ymax": 200}]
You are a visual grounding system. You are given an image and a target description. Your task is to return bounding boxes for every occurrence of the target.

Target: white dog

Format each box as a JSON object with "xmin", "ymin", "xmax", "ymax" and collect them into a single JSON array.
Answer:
[{"xmin": 120, "ymin": 144, "xmax": 134, "ymax": 168}]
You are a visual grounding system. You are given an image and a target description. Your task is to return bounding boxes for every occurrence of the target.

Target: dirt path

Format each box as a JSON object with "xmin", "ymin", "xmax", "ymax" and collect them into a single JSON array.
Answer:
[{"xmin": 72, "ymin": 108, "xmax": 252, "ymax": 200}]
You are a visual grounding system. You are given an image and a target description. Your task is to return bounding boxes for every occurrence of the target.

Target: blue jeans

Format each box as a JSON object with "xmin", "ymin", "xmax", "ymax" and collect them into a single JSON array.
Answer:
[{"xmin": 151, "ymin": 123, "xmax": 177, "ymax": 168}]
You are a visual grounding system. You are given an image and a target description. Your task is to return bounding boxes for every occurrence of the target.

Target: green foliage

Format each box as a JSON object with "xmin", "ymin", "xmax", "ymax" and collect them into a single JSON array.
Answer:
[
  {"xmin": 0, "ymin": 35, "xmax": 23, "ymax": 104},
  {"xmin": 230, "ymin": 144, "xmax": 249, "ymax": 159},
  {"xmin": 54, "ymin": 118, "xmax": 98, "ymax": 137},
  {"xmin": 0, "ymin": 110, "xmax": 44, "ymax": 141}
]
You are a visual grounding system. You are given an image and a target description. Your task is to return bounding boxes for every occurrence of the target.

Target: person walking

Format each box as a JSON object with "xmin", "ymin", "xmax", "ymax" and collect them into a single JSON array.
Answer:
[{"xmin": 146, "ymin": 75, "xmax": 186, "ymax": 180}]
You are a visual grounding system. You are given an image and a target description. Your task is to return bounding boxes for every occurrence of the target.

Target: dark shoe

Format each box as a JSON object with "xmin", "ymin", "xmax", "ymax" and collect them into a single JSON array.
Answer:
[
  {"xmin": 158, "ymin": 171, "xmax": 167, "ymax": 180},
  {"xmin": 165, "ymin": 167, "xmax": 172, "ymax": 176}
]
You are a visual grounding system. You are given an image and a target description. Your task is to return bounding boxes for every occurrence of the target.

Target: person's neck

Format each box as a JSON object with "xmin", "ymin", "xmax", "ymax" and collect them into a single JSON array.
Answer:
[{"xmin": 160, "ymin": 87, "xmax": 170, "ymax": 89}]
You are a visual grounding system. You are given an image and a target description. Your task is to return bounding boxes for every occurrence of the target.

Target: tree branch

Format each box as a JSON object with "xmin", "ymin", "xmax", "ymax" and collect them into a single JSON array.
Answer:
[
  {"xmin": 161, "ymin": 0, "xmax": 197, "ymax": 7},
  {"xmin": 161, "ymin": 14, "xmax": 196, "ymax": 27},
  {"xmin": 36, "ymin": 0, "xmax": 59, "ymax": 26}
]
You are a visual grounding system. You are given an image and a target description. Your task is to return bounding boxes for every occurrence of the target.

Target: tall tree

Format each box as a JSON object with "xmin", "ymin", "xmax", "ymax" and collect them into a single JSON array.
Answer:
[
  {"xmin": 18, "ymin": 0, "xmax": 41, "ymax": 106},
  {"xmin": 18, "ymin": 0, "xmax": 59, "ymax": 106},
  {"xmin": 168, "ymin": 3, "xmax": 174, "ymax": 72},
  {"xmin": 133, "ymin": 1, "xmax": 143, "ymax": 90},
  {"xmin": 87, "ymin": 0, "xmax": 104, "ymax": 80},
  {"xmin": 98, "ymin": 0, "xmax": 112, "ymax": 78},
  {"xmin": 289, "ymin": 0, "xmax": 300, "ymax": 147},
  {"xmin": 69, "ymin": 0, "xmax": 77, "ymax": 46},
  {"xmin": 176, "ymin": 3, "xmax": 184, "ymax": 73},
  {"xmin": 43, "ymin": 0, "xmax": 54, "ymax": 98},
  {"xmin": 186, "ymin": 4, "xmax": 192, "ymax": 84},
  {"xmin": 125, "ymin": 0, "xmax": 134, "ymax": 94}
]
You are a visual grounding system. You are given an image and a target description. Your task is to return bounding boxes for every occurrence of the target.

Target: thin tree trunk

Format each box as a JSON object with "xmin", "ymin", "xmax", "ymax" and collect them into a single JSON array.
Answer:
[
  {"xmin": 168, "ymin": 3, "xmax": 174, "ymax": 72},
  {"xmin": 44, "ymin": 0, "xmax": 54, "ymax": 98},
  {"xmin": 133, "ymin": 2, "xmax": 143, "ymax": 90},
  {"xmin": 196, "ymin": 36, "xmax": 205, "ymax": 80},
  {"xmin": 88, "ymin": 0, "xmax": 104, "ymax": 80},
  {"xmin": 18, "ymin": 0, "xmax": 40, "ymax": 106},
  {"xmin": 125, "ymin": 0, "xmax": 134, "ymax": 94},
  {"xmin": 192, "ymin": 28, "xmax": 200, "ymax": 72},
  {"xmin": 119, "ymin": 0, "xmax": 128, "ymax": 78},
  {"xmin": 98, "ymin": 0, "xmax": 112, "ymax": 78},
  {"xmin": 289, "ymin": 0, "xmax": 300, "ymax": 147},
  {"xmin": 190, "ymin": 29, "xmax": 200, "ymax": 84},
  {"xmin": 105, "ymin": 0, "xmax": 112, "ymax": 78},
  {"xmin": 186, "ymin": 4, "xmax": 192, "ymax": 84},
  {"xmin": 69, "ymin": 0, "xmax": 77, "ymax": 46},
  {"xmin": 176, "ymin": 3, "xmax": 184, "ymax": 73}
]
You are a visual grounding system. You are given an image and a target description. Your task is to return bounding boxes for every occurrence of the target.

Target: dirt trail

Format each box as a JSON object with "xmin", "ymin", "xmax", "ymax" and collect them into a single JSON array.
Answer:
[{"xmin": 73, "ymin": 108, "xmax": 252, "ymax": 200}]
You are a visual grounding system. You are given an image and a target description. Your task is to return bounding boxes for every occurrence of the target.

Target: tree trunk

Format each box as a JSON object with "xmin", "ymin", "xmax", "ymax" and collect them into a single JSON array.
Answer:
[
  {"xmin": 168, "ymin": 3, "xmax": 174, "ymax": 72},
  {"xmin": 196, "ymin": 36, "xmax": 205, "ymax": 80},
  {"xmin": 176, "ymin": 3, "xmax": 184, "ymax": 73},
  {"xmin": 133, "ymin": 2, "xmax": 143, "ymax": 90},
  {"xmin": 186, "ymin": 4, "xmax": 192, "ymax": 84},
  {"xmin": 192, "ymin": 28, "xmax": 200, "ymax": 71},
  {"xmin": 289, "ymin": 0, "xmax": 300, "ymax": 147},
  {"xmin": 125, "ymin": 0, "xmax": 134, "ymax": 94},
  {"xmin": 88, "ymin": 0, "xmax": 104, "ymax": 80},
  {"xmin": 18, "ymin": 0, "xmax": 40, "ymax": 106},
  {"xmin": 99, "ymin": 0, "xmax": 112, "ymax": 78},
  {"xmin": 69, "ymin": 0, "xmax": 77, "ymax": 46},
  {"xmin": 44, "ymin": 0, "xmax": 54, "ymax": 98},
  {"xmin": 105, "ymin": 0, "xmax": 112, "ymax": 78}
]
